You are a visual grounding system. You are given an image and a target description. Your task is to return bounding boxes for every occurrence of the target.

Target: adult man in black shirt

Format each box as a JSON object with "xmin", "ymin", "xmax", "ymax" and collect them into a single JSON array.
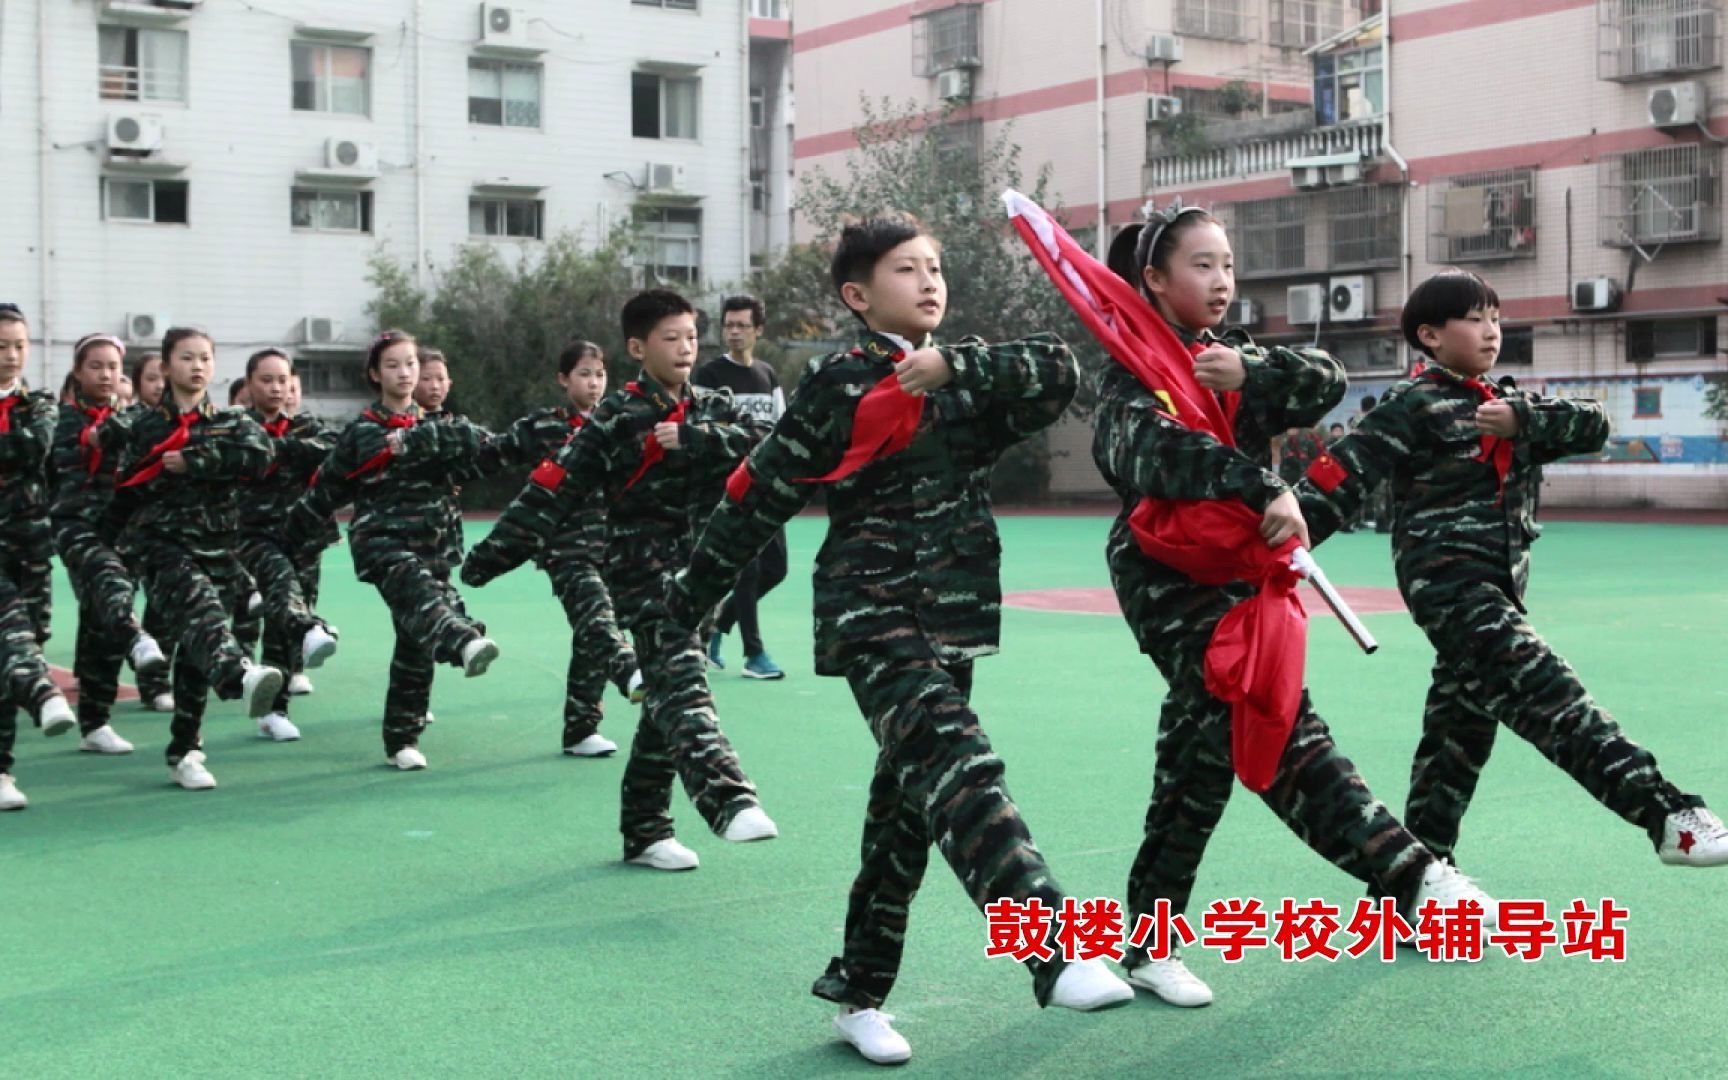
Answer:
[{"xmin": 693, "ymin": 295, "xmax": 788, "ymax": 680}]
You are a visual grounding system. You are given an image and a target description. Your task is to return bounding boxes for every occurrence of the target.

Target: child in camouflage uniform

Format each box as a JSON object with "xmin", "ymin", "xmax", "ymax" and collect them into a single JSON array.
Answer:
[
  {"xmin": 462, "ymin": 291, "xmax": 775, "ymax": 869},
  {"xmin": 107, "ymin": 328, "xmax": 285, "ymax": 791},
  {"xmin": 286, "ymin": 331, "xmax": 501, "ymax": 771},
  {"xmin": 1091, "ymin": 207, "xmax": 1488, "ymax": 1009},
  {"xmin": 127, "ymin": 350, "xmax": 175, "ymax": 712},
  {"xmin": 1296, "ymin": 269, "xmax": 1728, "ymax": 868},
  {"xmin": 666, "ymin": 217, "xmax": 1133, "ymax": 1066},
  {"xmin": 50, "ymin": 334, "xmax": 173, "ymax": 761},
  {"xmin": 239, "ymin": 348, "xmax": 341, "ymax": 743},
  {"xmin": 0, "ymin": 305, "xmax": 79, "ymax": 810}
]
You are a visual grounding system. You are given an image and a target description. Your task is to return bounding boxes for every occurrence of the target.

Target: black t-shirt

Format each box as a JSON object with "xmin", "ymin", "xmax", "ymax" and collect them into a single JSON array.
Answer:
[{"xmin": 693, "ymin": 354, "xmax": 784, "ymax": 427}]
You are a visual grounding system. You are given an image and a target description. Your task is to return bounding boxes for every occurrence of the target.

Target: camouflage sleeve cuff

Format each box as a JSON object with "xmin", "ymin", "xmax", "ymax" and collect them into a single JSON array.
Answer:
[{"xmin": 1239, "ymin": 471, "xmax": 1289, "ymax": 512}]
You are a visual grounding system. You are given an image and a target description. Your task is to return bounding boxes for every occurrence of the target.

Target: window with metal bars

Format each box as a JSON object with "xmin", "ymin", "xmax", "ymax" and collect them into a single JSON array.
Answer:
[
  {"xmin": 1597, "ymin": 0, "xmax": 1722, "ymax": 80},
  {"xmin": 914, "ymin": 4, "xmax": 982, "ymax": 77},
  {"xmin": 1599, "ymin": 143, "xmax": 1722, "ymax": 246},
  {"xmin": 1174, "ymin": 0, "xmax": 1257, "ymax": 41},
  {"xmin": 1430, "ymin": 169, "xmax": 1538, "ymax": 262}
]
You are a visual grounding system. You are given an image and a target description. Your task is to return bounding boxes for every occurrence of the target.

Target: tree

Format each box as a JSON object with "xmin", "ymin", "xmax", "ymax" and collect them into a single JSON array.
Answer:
[{"xmin": 752, "ymin": 99, "xmax": 1108, "ymax": 500}]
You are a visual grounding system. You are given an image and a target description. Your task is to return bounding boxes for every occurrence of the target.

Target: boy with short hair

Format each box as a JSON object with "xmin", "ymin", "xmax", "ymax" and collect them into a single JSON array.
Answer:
[
  {"xmin": 1296, "ymin": 269, "xmax": 1727, "ymax": 869},
  {"xmin": 666, "ymin": 214, "xmax": 1131, "ymax": 1067},
  {"xmin": 462, "ymin": 290, "xmax": 776, "ymax": 870}
]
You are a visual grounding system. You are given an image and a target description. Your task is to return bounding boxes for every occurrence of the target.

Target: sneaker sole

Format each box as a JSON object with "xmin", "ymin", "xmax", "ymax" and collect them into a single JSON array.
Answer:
[
  {"xmin": 245, "ymin": 671, "xmax": 285, "ymax": 719},
  {"xmin": 563, "ymin": 747, "xmax": 618, "ymax": 758},
  {"xmin": 740, "ymin": 670, "xmax": 786, "ymax": 681},
  {"xmin": 625, "ymin": 856, "xmax": 699, "ymax": 871},
  {"xmin": 463, "ymin": 641, "xmax": 499, "ymax": 679},
  {"xmin": 79, "ymin": 743, "xmax": 136, "ymax": 755},
  {"xmin": 41, "ymin": 717, "xmax": 76, "ymax": 738},
  {"xmin": 1661, "ymin": 850, "xmax": 1728, "ymax": 867},
  {"xmin": 133, "ymin": 656, "xmax": 169, "ymax": 679},
  {"xmin": 304, "ymin": 639, "xmax": 337, "ymax": 670}
]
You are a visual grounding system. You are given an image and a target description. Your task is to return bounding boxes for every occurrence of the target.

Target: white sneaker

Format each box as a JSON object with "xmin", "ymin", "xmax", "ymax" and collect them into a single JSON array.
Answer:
[
  {"xmin": 0, "ymin": 773, "xmax": 27, "ymax": 811},
  {"xmin": 421, "ymin": 711, "xmax": 435, "ymax": 726},
  {"xmin": 257, "ymin": 712, "xmax": 301, "ymax": 742},
  {"xmin": 1048, "ymin": 957, "xmax": 1135, "ymax": 1012},
  {"xmin": 246, "ymin": 591, "xmax": 263, "ymax": 616},
  {"xmin": 722, "ymin": 805, "xmax": 780, "ymax": 843},
  {"xmin": 563, "ymin": 733, "xmax": 618, "ymax": 757},
  {"xmin": 301, "ymin": 624, "xmax": 339, "ymax": 670},
  {"xmin": 129, "ymin": 633, "xmax": 168, "ymax": 678},
  {"xmin": 38, "ymin": 695, "xmax": 76, "ymax": 738},
  {"xmin": 626, "ymin": 669, "xmax": 645, "ymax": 704},
  {"xmin": 240, "ymin": 664, "xmax": 284, "ymax": 720},
  {"xmin": 79, "ymin": 725, "xmax": 135, "ymax": 755},
  {"xmin": 1413, "ymin": 860, "xmax": 1498, "ymax": 930},
  {"xmin": 461, "ymin": 637, "xmax": 499, "ymax": 678},
  {"xmin": 1125, "ymin": 956, "xmax": 1213, "ymax": 1007},
  {"xmin": 170, "ymin": 751, "xmax": 217, "ymax": 791},
  {"xmin": 148, "ymin": 692, "xmax": 176, "ymax": 713},
  {"xmin": 627, "ymin": 838, "xmax": 700, "ymax": 871},
  {"xmin": 833, "ymin": 1008, "xmax": 911, "ymax": 1066},
  {"xmin": 286, "ymin": 673, "xmax": 314, "ymax": 696},
  {"xmin": 1659, "ymin": 807, "xmax": 1728, "ymax": 867},
  {"xmin": 389, "ymin": 746, "xmax": 428, "ymax": 771}
]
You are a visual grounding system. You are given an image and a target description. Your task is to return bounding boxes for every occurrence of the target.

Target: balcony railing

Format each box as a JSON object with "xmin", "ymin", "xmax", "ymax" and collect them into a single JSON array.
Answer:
[
  {"xmin": 1144, "ymin": 116, "xmax": 1383, "ymax": 191},
  {"xmin": 1598, "ymin": 0, "xmax": 1721, "ymax": 81}
]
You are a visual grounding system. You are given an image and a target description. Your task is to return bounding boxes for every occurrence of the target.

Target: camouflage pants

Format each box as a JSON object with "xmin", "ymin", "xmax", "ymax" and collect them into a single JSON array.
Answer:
[
  {"xmin": 239, "ymin": 534, "xmax": 325, "ymax": 712},
  {"xmin": 136, "ymin": 540, "xmax": 252, "ymax": 763},
  {"xmin": 811, "ymin": 656, "xmax": 1069, "ymax": 1011},
  {"xmin": 1405, "ymin": 579, "xmax": 1703, "ymax": 860},
  {"xmin": 258, "ymin": 557, "xmax": 322, "ymax": 714},
  {"xmin": 547, "ymin": 557, "xmax": 636, "ymax": 748},
  {"xmin": 57, "ymin": 530, "xmax": 147, "ymax": 730},
  {"xmin": 370, "ymin": 551, "xmax": 484, "ymax": 754},
  {"xmin": 617, "ymin": 615, "xmax": 759, "ymax": 859},
  {"xmin": 0, "ymin": 558, "xmax": 60, "ymax": 776},
  {"xmin": 0, "ymin": 517, "xmax": 52, "ymax": 644},
  {"xmin": 136, "ymin": 590, "xmax": 173, "ymax": 701}
]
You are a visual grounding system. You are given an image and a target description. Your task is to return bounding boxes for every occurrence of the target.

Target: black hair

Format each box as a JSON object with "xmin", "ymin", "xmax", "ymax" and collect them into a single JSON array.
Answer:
[
  {"xmin": 417, "ymin": 347, "xmax": 448, "ymax": 370},
  {"xmin": 621, "ymin": 289, "xmax": 696, "ymax": 342},
  {"xmin": 366, "ymin": 329, "xmax": 416, "ymax": 388},
  {"xmin": 1360, "ymin": 394, "xmax": 1377, "ymax": 412},
  {"xmin": 161, "ymin": 326, "xmax": 213, "ymax": 364},
  {"xmin": 0, "ymin": 303, "xmax": 26, "ymax": 327},
  {"xmin": 1108, "ymin": 208, "xmax": 1223, "ymax": 297},
  {"xmin": 829, "ymin": 213, "xmax": 935, "ymax": 326},
  {"xmin": 246, "ymin": 348, "xmax": 294, "ymax": 379},
  {"xmin": 131, "ymin": 350, "xmax": 161, "ymax": 387},
  {"xmin": 1400, "ymin": 270, "xmax": 1501, "ymax": 359},
  {"xmin": 720, "ymin": 294, "xmax": 766, "ymax": 329},
  {"xmin": 227, "ymin": 377, "xmax": 247, "ymax": 405},
  {"xmin": 558, "ymin": 340, "xmax": 603, "ymax": 376}
]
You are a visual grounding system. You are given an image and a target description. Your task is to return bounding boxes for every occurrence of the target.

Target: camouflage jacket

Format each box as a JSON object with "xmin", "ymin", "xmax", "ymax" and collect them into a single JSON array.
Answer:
[
  {"xmin": 48, "ymin": 393, "xmax": 124, "ymax": 533},
  {"xmin": 1091, "ymin": 327, "xmax": 1345, "ymax": 657},
  {"xmin": 671, "ymin": 330, "xmax": 1078, "ymax": 676},
  {"xmin": 0, "ymin": 387, "xmax": 57, "ymax": 534},
  {"xmin": 1295, "ymin": 365, "xmax": 1608, "ymax": 608},
  {"xmin": 462, "ymin": 373, "xmax": 763, "ymax": 628},
  {"xmin": 494, "ymin": 404, "xmax": 612, "ymax": 570},
  {"xmin": 240, "ymin": 408, "xmax": 338, "ymax": 538},
  {"xmin": 108, "ymin": 397, "xmax": 274, "ymax": 552},
  {"xmin": 285, "ymin": 401, "xmax": 492, "ymax": 577}
]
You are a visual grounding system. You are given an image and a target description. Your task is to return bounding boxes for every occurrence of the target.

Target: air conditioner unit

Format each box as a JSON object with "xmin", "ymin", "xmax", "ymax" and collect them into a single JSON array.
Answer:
[
  {"xmin": 324, "ymin": 137, "xmax": 378, "ymax": 174},
  {"xmin": 1328, "ymin": 275, "xmax": 1373, "ymax": 322},
  {"xmin": 1292, "ymin": 165, "xmax": 1327, "ymax": 190},
  {"xmin": 480, "ymin": 3, "xmax": 528, "ymax": 47},
  {"xmin": 1571, "ymin": 277, "xmax": 1622, "ymax": 313},
  {"xmin": 300, "ymin": 316, "xmax": 343, "ymax": 345},
  {"xmin": 124, "ymin": 312, "xmax": 170, "ymax": 345},
  {"xmin": 1146, "ymin": 34, "xmax": 1183, "ymax": 63},
  {"xmin": 1287, "ymin": 284, "xmax": 1324, "ymax": 326},
  {"xmin": 1648, "ymin": 81, "xmax": 1705, "ymax": 129},
  {"xmin": 1146, "ymin": 95, "xmax": 1183, "ymax": 123},
  {"xmin": 936, "ymin": 68, "xmax": 973, "ymax": 102},
  {"xmin": 1324, "ymin": 161, "xmax": 1363, "ymax": 186},
  {"xmin": 107, "ymin": 112, "xmax": 164, "ymax": 154},
  {"xmin": 1227, "ymin": 297, "xmax": 1261, "ymax": 328},
  {"xmin": 645, "ymin": 161, "xmax": 685, "ymax": 193}
]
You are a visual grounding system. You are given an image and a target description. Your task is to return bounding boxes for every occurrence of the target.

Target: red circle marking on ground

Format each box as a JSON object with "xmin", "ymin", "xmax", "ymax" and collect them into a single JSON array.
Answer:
[{"xmin": 1003, "ymin": 586, "xmax": 1407, "ymax": 618}]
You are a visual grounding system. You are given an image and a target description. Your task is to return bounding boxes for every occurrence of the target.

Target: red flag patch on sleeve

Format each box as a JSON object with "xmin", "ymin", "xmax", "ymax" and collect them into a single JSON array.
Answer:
[
  {"xmin": 725, "ymin": 460, "xmax": 754, "ymax": 504},
  {"xmin": 1306, "ymin": 453, "xmax": 1349, "ymax": 494},
  {"xmin": 529, "ymin": 458, "xmax": 567, "ymax": 490}
]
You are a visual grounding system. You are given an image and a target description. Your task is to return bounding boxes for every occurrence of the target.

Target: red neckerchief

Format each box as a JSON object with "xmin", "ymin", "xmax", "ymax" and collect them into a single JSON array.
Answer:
[
  {"xmin": 0, "ymin": 392, "xmax": 19, "ymax": 435},
  {"xmin": 118, "ymin": 405, "xmax": 203, "ymax": 488},
  {"xmin": 622, "ymin": 381, "xmax": 688, "ymax": 490},
  {"xmin": 345, "ymin": 407, "xmax": 417, "ymax": 480},
  {"xmin": 1425, "ymin": 367, "xmax": 1513, "ymax": 497},
  {"xmin": 78, "ymin": 399, "xmax": 114, "ymax": 476},
  {"xmin": 258, "ymin": 414, "xmax": 292, "ymax": 478}
]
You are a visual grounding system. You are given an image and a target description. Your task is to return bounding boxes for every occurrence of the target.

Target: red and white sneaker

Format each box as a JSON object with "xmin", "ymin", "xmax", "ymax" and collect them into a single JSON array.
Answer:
[{"xmin": 1659, "ymin": 808, "xmax": 1728, "ymax": 867}]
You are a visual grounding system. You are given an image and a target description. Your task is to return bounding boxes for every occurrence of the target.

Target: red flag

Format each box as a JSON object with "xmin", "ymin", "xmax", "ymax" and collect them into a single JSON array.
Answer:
[{"xmin": 1006, "ymin": 189, "xmax": 1305, "ymax": 792}]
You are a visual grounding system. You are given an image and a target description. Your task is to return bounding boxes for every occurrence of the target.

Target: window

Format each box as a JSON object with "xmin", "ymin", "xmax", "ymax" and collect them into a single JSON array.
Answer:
[
  {"xmin": 297, "ymin": 353, "xmax": 370, "ymax": 396},
  {"xmin": 634, "ymin": 0, "xmax": 698, "ymax": 8},
  {"xmin": 1600, "ymin": 144, "xmax": 1723, "ymax": 246},
  {"xmin": 103, "ymin": 177, "xmax": 188, "ymax": 224},
  {"xmin": 292, "ymin": 42, "xmax": 370, "ymax": 116},
  {"xmin": 634, "ymin": 205, "xmax": 702, "ymax": 285},
  {"xmin": 1627, "ymin": 317, "xmax": 1718, "ymax": 361},
  {"xmin": 291, "ymin": 188, "xmax": 373, "ymax": 233},
  {"xmin": 468, "ymin": 59, "xmax": 541, "ymax": 127},
  {"xmin": 99, "ymin": 25, "xmax": 187, "ymax": 103},
  {"xmin": 1221, "ymin": 186, "xmax": 1400, "ymax": 277},
  {"xmin": 1598, "ymin": 0, "xmax": 1722, "ymax": 81},
  {"xmin": 915, "ymin": 4, "xmax": 982, "ymax": 76},
  {"xmin": 1313, "ymin": 45, "xmax": 1384, "ymax": 125},
  {"xmin": 1634, "ymin": 387, "xmax": 1663, "ymax": 417},
  {"xmin": 631, "ymin": 72, "xmax": 699, "ymax": 139},
  {"xmin": 1174, "ymin": 0, "xmax": 1257, "ymax": 41},
  {"xmin": 1431, "ymin": 168, "xmax": 1538, "ymax": 262},
  {"xmin": 749, "ymin": 85, "xmax": 766, "ymax": 129},
  {"xmin": 1235, "ymin": 197, "xmax": 1309, "ymax": 275},
  {"xmin": 1500, "ymin": 326, "xmax": 1535, "ymax": 365},
  {"xmin": 1329, "ymin": 336, "xmax": 1401, "ymax": 374},
  {"xmin": 749, "ymin": 0, "xmax": 785, "ymax": 17},
  {"xmin": 1330, "ymin": 184, "xmax": 1400, "ymax": 267},
  {"xmin": 469, "ymin": 197, "xmax": 544, "ymax": 239},
  {"xmin": 1269, "ymin": 0, "xmax": 1350, "ymax": 49}
]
